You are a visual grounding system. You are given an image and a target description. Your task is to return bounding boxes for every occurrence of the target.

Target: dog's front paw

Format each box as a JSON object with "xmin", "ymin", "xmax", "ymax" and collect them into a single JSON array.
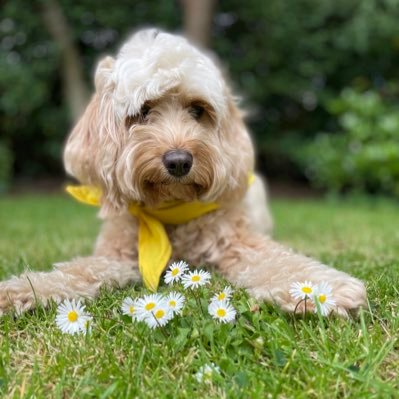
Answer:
[
  {"xmin": 328, "ymin": 277, "xmax": 367, "ymax": 317},
  {"xmin": 286, "ymin": 276, "xmax": 367, "ymax": 317},
  {"xmin": 250, "ymin": 274, "xmax": 367, "ymax": 318},
  {"xmin": 0, "ymin": 277, "xmax": 36, "ymax": 315}
]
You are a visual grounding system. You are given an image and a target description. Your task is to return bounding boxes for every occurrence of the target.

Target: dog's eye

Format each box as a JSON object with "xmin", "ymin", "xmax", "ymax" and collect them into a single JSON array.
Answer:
[
  {"xmin": 140, "ymin": 104, "xmax": 151, "ymax": 120},
  {"xmin": 189, "ymin": 104, "xmax": 204, "ymax": 120},
  {"xmin": 125, "ymin": 104, "xmax": 151, "ymax": 128}
]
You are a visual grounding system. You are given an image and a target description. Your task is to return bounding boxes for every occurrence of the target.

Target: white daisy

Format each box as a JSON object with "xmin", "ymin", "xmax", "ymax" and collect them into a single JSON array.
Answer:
[
  {"xmin": 208, "ymin": 300, "xmax": 236, "ymax": 323},
  {"xmin": 135, "ymin": 293, "xmax": 165, "ymax": 321},
  {"xmin": 164, "ymin": 260, "xmax": 189, "ymax": 285},
  {"xmin": 195, "ymin": 363, "xmax": 221, "ymax": 383},
  {"xmin": 311, "ymin": 281, "xmax": 336, "ymax": 316},
  {"xmin": 121, "ymin": 297, "xmax": 139, "ymax": 320},
  {"xmin": 166, "ymin": 292, "xmax": 185, "ymax": 315},
  {"xmin": 181, "ymin": 269, "xmax": 211, "ymax": 289},
  {"xmin": 211, "ymin": 286, "xmax": 233, "ymax": 302},
  {"xmin": 289, "ymin": 281, "xmax": 316, "ymax": 300},
  {"xmin": 143, "ymin": 305, "xmax": 172, "ymax": 329},
  {"xmin": 55, "ymin": 299, "xmax": 92, "ymax": 335}
]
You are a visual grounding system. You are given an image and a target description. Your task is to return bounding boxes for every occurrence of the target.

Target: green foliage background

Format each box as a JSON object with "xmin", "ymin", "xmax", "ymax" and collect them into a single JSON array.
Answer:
[
  {"xmin": 293, "ymin": 88, "xmax": 399, "ymax": 196},
  {"xmin": 1, "ymin": 0, "xmax": 399, "ymax": 194}
]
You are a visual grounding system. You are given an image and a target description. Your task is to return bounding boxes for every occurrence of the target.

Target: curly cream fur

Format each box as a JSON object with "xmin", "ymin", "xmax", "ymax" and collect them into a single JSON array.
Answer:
[{"xmin": 0, "ymin": 29, "xmax": 366, "ymax": 316}]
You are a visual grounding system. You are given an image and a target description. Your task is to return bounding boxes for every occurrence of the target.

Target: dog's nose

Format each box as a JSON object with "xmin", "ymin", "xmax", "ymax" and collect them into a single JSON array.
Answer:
[{"xmin": 162, "ymin": 150, "xmax": 193, "ymax": 177}]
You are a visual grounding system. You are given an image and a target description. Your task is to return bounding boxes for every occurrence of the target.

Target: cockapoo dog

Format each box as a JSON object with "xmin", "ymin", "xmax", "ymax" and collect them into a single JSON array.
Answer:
[{"xmin": 0, "ymin": 29, "xmax": 366, "ymax": 316}]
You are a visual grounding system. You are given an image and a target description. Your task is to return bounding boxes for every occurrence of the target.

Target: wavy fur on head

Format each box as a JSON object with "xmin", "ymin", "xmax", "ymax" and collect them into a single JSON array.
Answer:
[
  {"xmin": 64, "ymin": 29, "xmax": 253, "ymax": 214},
  {"xmin": 0, "ymin": 28, "xmax": 366, "ymax": 317}
]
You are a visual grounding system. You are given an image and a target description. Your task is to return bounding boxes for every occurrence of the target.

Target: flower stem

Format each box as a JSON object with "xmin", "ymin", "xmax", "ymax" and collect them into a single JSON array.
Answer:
[
  {"xmin": 192, "ymin": 290, "xmax": 205, "ymax": 316},
  {"xmin": 294, "ymin": 298, "xmax": 305, "ymax": 315},
  {"xmin": 96, "ymin": 314, "xmax": 126, "ymax": 326},
  {"xmin": 151, "ymin": 312, "xmax": 169, "ymax": 338},
  {"xmin": 304, "ymin": 295, "xmax": 308, "ymax": 315}
]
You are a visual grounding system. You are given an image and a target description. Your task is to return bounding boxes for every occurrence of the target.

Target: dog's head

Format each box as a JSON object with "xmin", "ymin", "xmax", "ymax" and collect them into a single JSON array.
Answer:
[{"xmin": 64, "ymin": 29, "xmax": 254, "ymax": 215}]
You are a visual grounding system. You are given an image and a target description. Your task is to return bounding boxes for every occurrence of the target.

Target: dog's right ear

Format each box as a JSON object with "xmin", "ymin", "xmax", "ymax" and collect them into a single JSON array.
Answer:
[
  {"xmin": 63, "ymin": 56, "xmax": 127, "ymax": 216},
  {"xmin": 94, "ymin": 56, "xmax": 115, "ymax": 92},
  {"xmin": 63, "ymin": 56, "xmax": 115, "ymax": 185}
]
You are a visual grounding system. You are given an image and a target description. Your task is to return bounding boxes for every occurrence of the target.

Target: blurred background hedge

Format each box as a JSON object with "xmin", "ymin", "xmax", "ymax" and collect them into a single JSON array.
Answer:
[{"xmin": 1, "ymin": 0, "xmax": 399, "ymax": 195}]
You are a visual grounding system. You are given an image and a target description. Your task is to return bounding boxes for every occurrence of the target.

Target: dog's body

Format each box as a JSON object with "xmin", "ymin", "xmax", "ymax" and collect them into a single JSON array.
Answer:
[{"xmin": 0, "ymin": 30, "xmax": 366, "ymax": 316}]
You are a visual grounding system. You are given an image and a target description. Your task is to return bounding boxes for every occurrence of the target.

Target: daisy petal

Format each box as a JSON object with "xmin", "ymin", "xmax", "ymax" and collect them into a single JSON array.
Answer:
[
  {"xmin": 55, "ymin": 298, "xmax": 92, "ymax": 335},
  {"xmin": 181, "ymin": 270, "xmax": 211, "ymax": 289},
  {"xmin": 311, "ymin": 281, "xmax": 336, "ymax": 316},
  {"xmin": 289, "ymin": 281, "xmax": 316, "ymax": 300},
  {"xmin": 165, "ymin": 292, "xmax": 185, "ymax": 315},
  {"xmin": 164, "ymin": 261, "xmax": 189, "ymax": 285},
  {"xmin": 211, "ymin": 286, "xmax": 233, "ymax": 302},
  {"xmin": 208, "ymin": 300, "xmax": 236, "ymax": 323}
]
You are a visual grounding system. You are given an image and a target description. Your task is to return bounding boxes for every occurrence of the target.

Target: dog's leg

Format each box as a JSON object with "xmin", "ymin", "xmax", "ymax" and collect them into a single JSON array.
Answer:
[
  {"xmin": 243, "ymin": 174, "xmax": 273, "ymax": 236},
  {"xmin": 0, "ymin": 214, "xmax": 140, "ymax": 314},
  {"xmin": 217, "ymin": 230, "xmax": 367, "ymax": 317}
]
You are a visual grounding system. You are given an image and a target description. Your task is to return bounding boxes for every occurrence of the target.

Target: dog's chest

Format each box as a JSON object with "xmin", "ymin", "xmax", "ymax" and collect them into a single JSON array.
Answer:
[{"xmin": 164, "ymin": 208, "xmax": 233, "ymax": 266}]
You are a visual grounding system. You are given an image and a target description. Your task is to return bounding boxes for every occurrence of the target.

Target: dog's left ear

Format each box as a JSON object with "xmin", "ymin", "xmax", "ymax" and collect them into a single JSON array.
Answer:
[{"xmin": 217, "ymin": 94, "xmax": 255, "ymax": 203}]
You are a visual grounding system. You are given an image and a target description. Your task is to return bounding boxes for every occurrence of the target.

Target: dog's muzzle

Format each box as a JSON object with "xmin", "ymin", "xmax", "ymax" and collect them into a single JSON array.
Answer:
[{"xmin": 162, "ymin": 150, "xmax": 193, "ymax": 177}]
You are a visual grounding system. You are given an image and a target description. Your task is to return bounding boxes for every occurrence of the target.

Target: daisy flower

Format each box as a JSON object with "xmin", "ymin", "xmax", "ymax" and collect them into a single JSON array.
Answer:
[
  {"xmin": 55, "ymin": 299, "xmax": 92, "ymax": 335},
  {"xmin": 135, "ymin": 293, "xmax": 165, "ymax": 321},
  {"xmin": 166, "ymin": 292, "xmax": 185, "ymax": 315},
  {"xmin": 289, "ymin": 281, "xmax": 316, "ymax": 300},
  {"xmin": 181, "ymin": 269, "xmax": 211, "ymax": 289},
  {"xmin": 211, "ymin": 286, "xmax": 233, "ymax": 302},
  {"xmin": 208, "ymin": 300, "xmax": 236, "ymax": 323},
  {"xmin": 121, "ymin": 297, "xmax": 139, "ymax": 320},
  {"xmin": 311, "ymin": 281, "xmax": 336, "ymax": 316},
  {"xmin": 195, "ymin": 363, "xmax": 221, "ymax": 383},
  {"xmin": 143, "ymin": 305, "xmax": 172, "ymax": 329},
  {"xmin": 164, "ymin": 260, "xmax": 189, "ymax": 285}
]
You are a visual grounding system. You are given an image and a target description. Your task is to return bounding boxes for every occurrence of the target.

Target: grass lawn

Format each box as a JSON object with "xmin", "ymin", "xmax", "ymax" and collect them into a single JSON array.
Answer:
[{"xmin": 0, "ymin": 194, "xmax": 398, "ymax": 398}]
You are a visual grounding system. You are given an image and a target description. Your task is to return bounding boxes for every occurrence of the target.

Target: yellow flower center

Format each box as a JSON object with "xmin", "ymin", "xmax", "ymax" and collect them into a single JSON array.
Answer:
[
  {"xmin": 319, "ymin": 294, "xmax": 327, "ymax": 304},
  {"xmin": 129, "ymin": 306, "xmax": 135, "ymax": 314},
  {"xmin": 155, "ymin": 309, "xmax": 165, "ymax": 319},
  {"xmin": 301, "ymin": 286, "xmax": 312, "ymax": 294},
  {"xmin": 171, "ymin": 268, "xmax": 179, "ymax": 276},
  {"xmin": 145, "ymin": 302, "xmax": 155, "ymax": 311},
  {"xmin": 67, "ymin": 310, "xmax": 78, "ymax": 322},
  {"xmin": 169, "ymin": 300, "xmax": 176, "ymax": 308},
  {"xmin": 216, "ymin": 309, "xmax": 226, "ymax": 318},
  {"xmin": 218, "ymin": 293, "xmax": 225, "ymax": 300},
  {"xmin": 192, "ymin": 275, "xmax": 200, "ymax": 282}
]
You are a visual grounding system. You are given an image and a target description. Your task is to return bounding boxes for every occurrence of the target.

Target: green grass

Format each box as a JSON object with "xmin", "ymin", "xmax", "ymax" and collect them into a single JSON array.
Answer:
[{"xmin": 0, "ymin": 194, "xmax": 398, "ymax": 398}]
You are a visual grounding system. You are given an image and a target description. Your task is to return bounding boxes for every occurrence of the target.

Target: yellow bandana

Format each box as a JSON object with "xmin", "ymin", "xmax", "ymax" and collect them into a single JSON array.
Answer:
[
  {"xmin": 66, "ymin": 174, "xmax": 254, "ymax": 292},
  {"xmin": 65, "ymin": 185, "xmax": 219, "ymax": 291}
]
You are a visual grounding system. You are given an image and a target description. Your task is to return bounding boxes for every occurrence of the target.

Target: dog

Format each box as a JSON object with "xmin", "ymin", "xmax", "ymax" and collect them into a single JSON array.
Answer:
[{"xmin": 0, "ymin": 29, "xmax": 366, "ymax": 316}]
